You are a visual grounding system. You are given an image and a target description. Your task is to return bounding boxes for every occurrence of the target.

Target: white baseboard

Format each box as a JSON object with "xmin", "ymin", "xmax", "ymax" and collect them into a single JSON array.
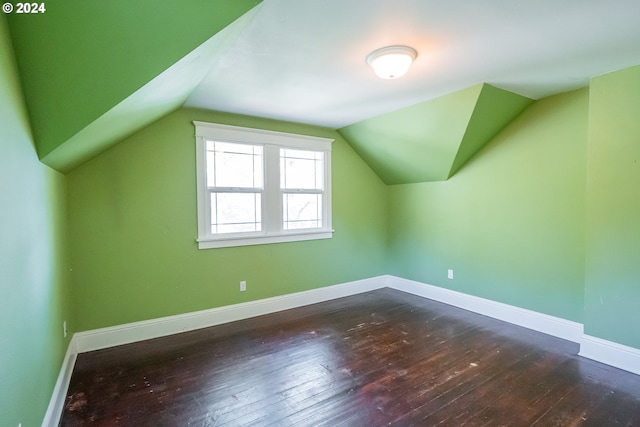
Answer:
[
  {"xmin": 579, "ymin": 334, "xmax": 640, "ymax": 376},
  {"xmin": 74, "ymin": 276, "xmax": 385, "ymax": 353},
  {"xmin": 384, "ymin": 275, "xmax": 584, "ymax": 343},
  {"xmin": 44, "ymin": 274, "xmax": 640, "ymax": 426},
  {"xmin": 41, "ymin": 337, "xmax": 78, "ymax": 427}
]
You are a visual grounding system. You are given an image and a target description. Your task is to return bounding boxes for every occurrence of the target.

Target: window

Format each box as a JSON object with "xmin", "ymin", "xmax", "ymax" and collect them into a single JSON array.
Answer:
[
  {"xmin": 206, "ymin": 141, "xmax": 263, "ymax": 234},
  {"xmin": 194, "ymin": 122, "xmax": 333, "ymax": 249},
  {"xmin": 281, "ymin": 149, "xmax": 324, "ymax": 230}
]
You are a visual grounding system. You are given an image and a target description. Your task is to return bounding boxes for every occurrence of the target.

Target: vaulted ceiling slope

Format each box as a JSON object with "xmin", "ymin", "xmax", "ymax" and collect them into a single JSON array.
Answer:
[
  {"xmin": 339, "ymin": 84, "xmax": 533, "ymax": 184},
  {"xmin": 6, "ymin": 0, "xmax": 640, "ymax": 174},
  {"xmin": 7, "ymin": 0, "xmax": 261, "ymax": 172}
]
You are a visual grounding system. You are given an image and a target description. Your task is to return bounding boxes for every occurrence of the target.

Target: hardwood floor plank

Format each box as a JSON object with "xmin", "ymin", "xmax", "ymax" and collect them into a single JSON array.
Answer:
[
  {"xmin": 60, "ymin": 289, "xmax": 640, "ymax": 426},
  {"xmin": 408, "ymin": 348, "xmax": 549, "ymax": 425}
]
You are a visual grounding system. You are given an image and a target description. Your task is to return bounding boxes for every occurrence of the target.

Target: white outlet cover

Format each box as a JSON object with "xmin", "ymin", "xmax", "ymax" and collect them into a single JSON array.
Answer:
[{"xmin": 448, "ymin": 269, "xmax": 454, "ymax": 279}]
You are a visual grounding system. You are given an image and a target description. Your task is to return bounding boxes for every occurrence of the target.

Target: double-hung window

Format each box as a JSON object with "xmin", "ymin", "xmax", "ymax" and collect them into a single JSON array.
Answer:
[{"xmin": 194, "ymin": 122, "xmax": 333, "ymax": 249}]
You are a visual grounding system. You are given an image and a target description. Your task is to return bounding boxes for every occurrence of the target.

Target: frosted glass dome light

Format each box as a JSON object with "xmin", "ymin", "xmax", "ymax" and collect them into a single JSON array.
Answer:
[{"xmin": 366, "ymin": 46, "xmax": 417, "ymax": 79}]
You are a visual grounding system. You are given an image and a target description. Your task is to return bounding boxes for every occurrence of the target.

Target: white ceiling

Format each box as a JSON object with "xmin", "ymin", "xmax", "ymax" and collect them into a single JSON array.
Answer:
[{"xmin": 185, "ymin": 0, "xmax": 640, "ymax": 129}]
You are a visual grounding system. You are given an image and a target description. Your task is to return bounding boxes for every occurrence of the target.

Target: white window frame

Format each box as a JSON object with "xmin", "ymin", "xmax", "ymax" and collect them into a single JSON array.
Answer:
[{"xmin": 194, "ymin": 121, "xmax": 334, "ymax": 249}]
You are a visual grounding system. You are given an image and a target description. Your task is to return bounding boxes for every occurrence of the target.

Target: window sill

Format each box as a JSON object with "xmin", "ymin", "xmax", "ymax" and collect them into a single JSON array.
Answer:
[{"xmin": 196, "ymin": 229, "xmax": 334, "ymax": 249}]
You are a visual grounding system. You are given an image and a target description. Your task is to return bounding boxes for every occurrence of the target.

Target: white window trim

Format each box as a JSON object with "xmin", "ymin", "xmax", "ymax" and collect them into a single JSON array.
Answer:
[{"xmin": 194, "ymin": 121, "xmax": 334, "ymax": 249}]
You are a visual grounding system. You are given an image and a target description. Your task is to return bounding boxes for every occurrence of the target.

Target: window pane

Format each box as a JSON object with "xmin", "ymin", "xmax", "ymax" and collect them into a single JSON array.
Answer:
[
  {"xmin": 280, "ymin": 149, "xmax": 323, "ymax": 190},
  {"xmin": 283, "ymin": 193, "xmax": 322, "ymax": 230},
  {"xmin": 211, "ymin": 192, "xmax": 261, "ymax": 234},
  {"xmin": 206, "ymin": 141, "xmax": 263, "ymax": 188}
]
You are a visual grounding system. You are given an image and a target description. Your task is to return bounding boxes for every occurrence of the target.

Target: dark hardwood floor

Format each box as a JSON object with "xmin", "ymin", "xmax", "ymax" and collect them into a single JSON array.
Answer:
[{"xmin": 60, "ymin": 288, "xmax": 640, "ymax": 426}]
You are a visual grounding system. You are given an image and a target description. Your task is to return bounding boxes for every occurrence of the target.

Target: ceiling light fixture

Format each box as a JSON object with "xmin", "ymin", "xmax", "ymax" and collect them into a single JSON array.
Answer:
[{"xmin": 366, "ymin": 45, "xmax": 417, "ymax": 79}]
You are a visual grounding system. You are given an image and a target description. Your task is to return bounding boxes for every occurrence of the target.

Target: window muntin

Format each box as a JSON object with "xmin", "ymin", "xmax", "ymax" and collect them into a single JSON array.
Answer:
[
  {"xmin": 280, "ymin": 149, "xmax": 324, "ymax": 190},
  {"xmin": 194, "ymin": 122, "xmax": 333, "ymax": 249},
  {"xmin": 206, "ymin": 141, "xmax": 263, "ymax": 189},
  {"xmin": 210, "ymin": 192, "xmax": 262, "ymax": 234},
  {"xmin": 283, "ymin": 193, "xmax": 322, "ymax": 230}
]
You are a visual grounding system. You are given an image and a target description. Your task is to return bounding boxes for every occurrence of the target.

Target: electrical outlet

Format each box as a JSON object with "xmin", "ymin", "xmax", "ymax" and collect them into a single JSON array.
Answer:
[
  {"xmin": 63, "ymin": 320, "xmax": 67, "ymax": 338},
  {"xmin": 448, "ymin": 269, "xmax": 454, "ymax": 279},
  {"xmin": 240, "ymin": 281, "xmax": 247, "ymax": 292}
]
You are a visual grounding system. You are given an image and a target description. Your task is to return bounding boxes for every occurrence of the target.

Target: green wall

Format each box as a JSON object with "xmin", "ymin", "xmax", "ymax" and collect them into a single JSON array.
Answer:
[
  {"xmin": 585, "ymin": 65, "xmax": 640, "ymax": 348},
  {"xmin": 387, "ymin": 89, "xmax": 588, "ymax": 322},
  {"xmin": 0, "ymin": 17, "xmax": 71, "ymax": 427},
  {"xmin": 67, "ymin": 108, "xmax": 388, "ymax": 331}
]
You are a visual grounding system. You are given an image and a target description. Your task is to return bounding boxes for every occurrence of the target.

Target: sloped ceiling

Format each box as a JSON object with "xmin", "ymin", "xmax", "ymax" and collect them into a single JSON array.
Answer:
[
  {"xmin": 6, "ymin": 0, "xmax": 261, "ymax": 172},
  {"xmin": 338, "ymin": 84, "xmax": 533, "ymax": 184},
  {"xmin": 5, "ymin": 0, "xmax": 640, "ymax": 176}
]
